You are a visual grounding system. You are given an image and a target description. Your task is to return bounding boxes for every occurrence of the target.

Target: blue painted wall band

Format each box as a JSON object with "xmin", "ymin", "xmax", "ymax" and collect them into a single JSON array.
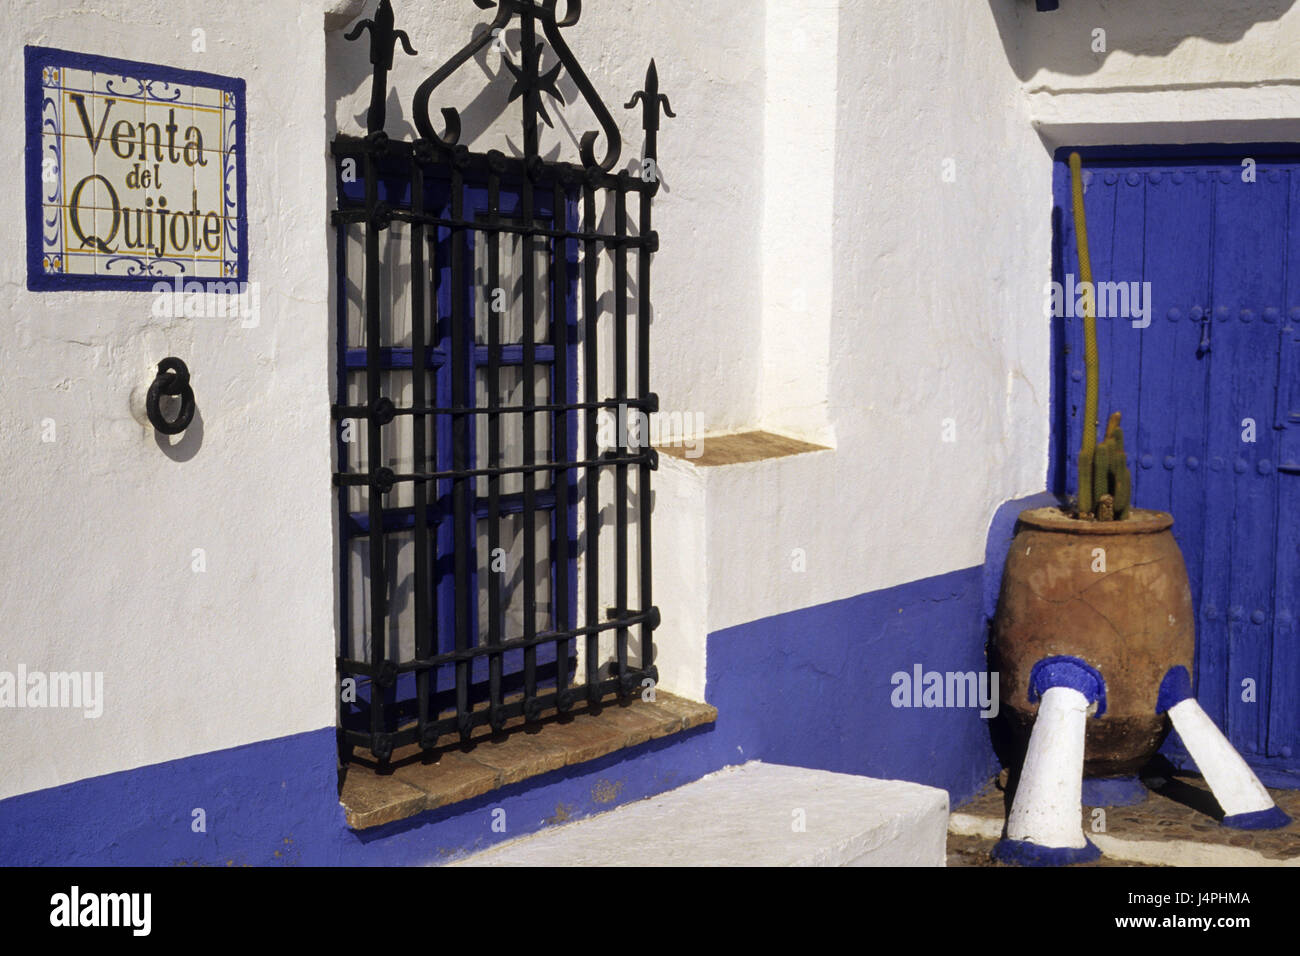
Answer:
[
  {"xmin": 982, "ymin": 492, "xmax": 1064, "ymax": 625},
  {"xmin": 0, "ymin": 723, "xmax": 731, "ymax": 866},
  {"xmin": 3, "ymin": 565, "xmax": 997, "ymax": 864},
  {"xmin": 706, "ymin": 565, "xmax": 997, "ymax": 806}
]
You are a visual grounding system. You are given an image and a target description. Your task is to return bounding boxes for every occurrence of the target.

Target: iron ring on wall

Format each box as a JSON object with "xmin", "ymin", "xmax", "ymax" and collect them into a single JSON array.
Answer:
[{"xmin": 146, "ymin": 357, "xmax": 196, "ymax": 435}]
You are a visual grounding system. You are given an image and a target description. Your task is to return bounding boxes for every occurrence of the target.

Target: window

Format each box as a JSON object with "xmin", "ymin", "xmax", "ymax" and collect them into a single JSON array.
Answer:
[
  {"xmin": 335, "ymin": 158, "xmax": 587, "ymax": 759},
  {"xmin": 330, "ymin": 0, "xmax": 667, "ymax": 769}
]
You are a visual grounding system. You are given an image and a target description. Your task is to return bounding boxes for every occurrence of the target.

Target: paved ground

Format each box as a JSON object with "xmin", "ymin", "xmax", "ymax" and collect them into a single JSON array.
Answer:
[{"xmin": 948, "ymin": 764, "xmax": 1300, "ymax": 867}]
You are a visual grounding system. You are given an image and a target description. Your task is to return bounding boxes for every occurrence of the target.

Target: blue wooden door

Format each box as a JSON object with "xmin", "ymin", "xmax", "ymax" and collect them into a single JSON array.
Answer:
[{"xmin": 1052, "ymin": 148, "xmax": 1300, "ymax": 783}]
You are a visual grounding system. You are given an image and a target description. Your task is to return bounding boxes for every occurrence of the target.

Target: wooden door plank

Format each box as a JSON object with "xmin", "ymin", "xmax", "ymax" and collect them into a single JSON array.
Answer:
[
  {"xmin": 1141, "ymin": 167, "xmax": 1214, "ymax": 619},
  {"xmin": 1210, "ymin": 166, "xmax": 1286, "ymax": 754}
]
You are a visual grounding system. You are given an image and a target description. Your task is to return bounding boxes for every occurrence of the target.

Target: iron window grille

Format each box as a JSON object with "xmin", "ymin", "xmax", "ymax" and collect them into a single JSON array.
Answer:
[{"xmin": 331, "ymin": 0, "xmax": 672, "ymax": 768}]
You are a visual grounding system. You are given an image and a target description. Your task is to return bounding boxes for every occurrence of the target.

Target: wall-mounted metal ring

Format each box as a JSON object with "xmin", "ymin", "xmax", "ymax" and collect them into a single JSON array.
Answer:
[{"xmin": 146, "ymin": 357, "xmax": 196, "ymax": 435}]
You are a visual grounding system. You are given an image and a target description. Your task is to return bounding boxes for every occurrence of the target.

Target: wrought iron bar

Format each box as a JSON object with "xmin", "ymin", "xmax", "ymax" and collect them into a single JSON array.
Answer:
[
  {"xmin": 332, "ymin": 396, "xmax": 654, "ymax": 418},
  {"xmin": 345, "ymin": 0, "xmax": 416, "ymax": 135},
  {"xmin": 411, "ymin": 152, "xmax": 432, "ymax": 745},
  {"xmin": 338, "ymin": 669, "xmax": 657, "ymax": 755},
  {"xmin": 342, "ymin": 608, "xmax": 659, "ymax": 672},
  {"xmin": 363, "ymin": 145, "xmax": 389, "ymax": 763},
  {"xmin": 627, "ymin": 59, "xmax": 673, "ymax": 693},
  {"xmin": 521, "ymin": 142, "xmax": 540, "ymax": 720},
  {"xmin": 333, "ymin": 203, "xmax": 655, "ymax": 243},
  {"xmin": 487, "ymin": 165, "xmax": 505, "ymax": 732},
  {"xmin": 582, "ymin": 174, "xmax": 600, "ymax": 703},
  {"xmin": 333, "ymin": 450, "xmax": 655, "ymax": 486},
  {"xmin": 614, "ymin": 176, "xmax": 629, "ymax": 693},
  {"xmin": 333, "ymin": 135, "xmax": 647, "ymax": 193},
  {"xmin": 552, "ymin": 176, "xmax": 573, "ymax": 711},
  {"xmin": 410, "ymin": 0, "xmax": 621, "ymax": 171},
  {"xmin": 334, "ymin": 204, "xmax": 353, "ymax": 764},
  {"xmin": 451, "ymin": 164, "xmax": 472, "ymax": 742}
]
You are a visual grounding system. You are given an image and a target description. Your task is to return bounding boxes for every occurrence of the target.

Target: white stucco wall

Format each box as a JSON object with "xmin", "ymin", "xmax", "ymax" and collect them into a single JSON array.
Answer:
[
  {"xmin": 656, "ymin": 0, "xmax": 1300, "ymax": 700},
  {"xmin": 0, "ymin": 0, "xmax": 335, "ymax": 801},
  {"xmin": 1002, "ymin": 0, "xmax": 1300, "ymax": 147},
  {"xmin": 707, "ymin": 0, "xmax": 1300, "ymax": 632},
  {"xmin": 760, "ymin": 0, "xmax": 837, "ymax": 446},
  {"xmin": 326, "ymin": 0, "xmax": 768, "ymax": 435},
  {"xmin": 2, "ymin": 0, "xmax": 774, "ymax": 800},
  {"xmin": 658, "ymin": 0, "xmax": 1051, "ymax": 692},
  {"xmin": 9, "ymin": 0, "xmax": 1300, "ymax": 797}
]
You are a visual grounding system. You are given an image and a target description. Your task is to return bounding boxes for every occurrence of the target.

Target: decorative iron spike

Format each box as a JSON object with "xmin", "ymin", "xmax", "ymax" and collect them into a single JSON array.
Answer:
[
  {"xmin": 625, "ymin": 59, "xmax": 674, "ymax": 165},
  {"xmin": 344, "ymin": 0, "xmax": 418, "ymax": 135}
]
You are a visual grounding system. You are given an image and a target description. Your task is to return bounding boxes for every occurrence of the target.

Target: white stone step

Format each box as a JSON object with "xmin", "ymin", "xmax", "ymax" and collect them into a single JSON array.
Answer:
[{"xmin": 448, "ymin": 761, "xmax": 950, "ymax": 866}]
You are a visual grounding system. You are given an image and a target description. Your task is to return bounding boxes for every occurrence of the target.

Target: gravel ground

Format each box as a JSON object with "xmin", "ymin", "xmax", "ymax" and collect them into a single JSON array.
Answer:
[{"xmin": 947, "ymin": 766, "xmax": 1300, "ymax": 867}]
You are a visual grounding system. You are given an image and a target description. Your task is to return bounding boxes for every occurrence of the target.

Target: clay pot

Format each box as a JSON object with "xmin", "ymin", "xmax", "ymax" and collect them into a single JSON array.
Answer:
[{"xmin": 992, "ymin": 507, "xmax": 1195, "ymax": 778}]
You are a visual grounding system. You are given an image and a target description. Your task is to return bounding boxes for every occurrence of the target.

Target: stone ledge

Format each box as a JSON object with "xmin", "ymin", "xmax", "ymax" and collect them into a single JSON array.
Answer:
[
  {"xmin": 658, "ymin": 430, "xmax": 829, "ymax": 468},
  {"xmin": 338, "ymin": 691, "xmax": 717, "ymax": 830},
  {"xmin": 449, "ymin": 762, "xmax": 950, "ymax": 867}
]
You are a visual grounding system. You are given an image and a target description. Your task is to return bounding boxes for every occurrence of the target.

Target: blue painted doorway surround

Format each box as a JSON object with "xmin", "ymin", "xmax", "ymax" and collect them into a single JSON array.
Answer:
[{"xmin": 1050, "ymin": 145, "xmax": 1300, "ymax": 784}]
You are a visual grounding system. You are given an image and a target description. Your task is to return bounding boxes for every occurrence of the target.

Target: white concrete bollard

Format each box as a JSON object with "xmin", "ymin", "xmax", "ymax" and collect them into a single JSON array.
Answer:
[
  {"xmin": 1158, "ymin": 667, "xmax": 1291, "ymax": 830},
  {"xmin": 1006, "ymin": 686, "xmax": 1091, "ymax": 848},
  {"xmin": 993, "ymin": 656, "xmax": 1104, "ymax": 865}
]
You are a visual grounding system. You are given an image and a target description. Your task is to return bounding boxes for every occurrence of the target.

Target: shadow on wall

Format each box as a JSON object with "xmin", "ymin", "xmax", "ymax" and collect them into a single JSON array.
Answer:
[
  {"xmin": 988, "ymin": 0, "xmax": 1298, "ymax": 82},
  {"xmin": 325, "ymin": 12, "xmax": 589, "ymax": 163}
]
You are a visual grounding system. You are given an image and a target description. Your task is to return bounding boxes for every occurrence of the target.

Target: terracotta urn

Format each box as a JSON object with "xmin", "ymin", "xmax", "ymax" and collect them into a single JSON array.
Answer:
[{"xmin": 992, "ymin": 506, "xmax": 1195, "ymax": 778}]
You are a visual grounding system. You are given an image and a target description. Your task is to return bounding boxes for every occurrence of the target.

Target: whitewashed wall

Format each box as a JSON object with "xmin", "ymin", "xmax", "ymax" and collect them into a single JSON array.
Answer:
[
  {"xmin": 654, "ymin": 0, "xmax": 1300, "ymax": 700},
  {"xmin": 326, "ymin": 0, "xmax": 768, "ymax": 434},
  {"xmin": 653, "ymin": 1, "xmax": 1050, "ymax": 699},
  {"xmin": 7, "ymin": 0, "xmax": 1300, "ymax": 798},
  {"xmin": 712, "ymin": 0, "xmax": 1300, "ymax": 631},
  {"xmin": 1001, "ymin": 0, "xmax": 1300, "ymax": 147},
  {"xmin": 0, "ymin": 0, "xmax": 335, "ymax": 801}
]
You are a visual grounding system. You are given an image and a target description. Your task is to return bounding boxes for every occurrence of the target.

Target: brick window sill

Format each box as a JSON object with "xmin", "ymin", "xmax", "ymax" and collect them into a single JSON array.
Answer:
[{"xmin": 338, "ymin": 692, "xmax": 718, "ymax": 830}]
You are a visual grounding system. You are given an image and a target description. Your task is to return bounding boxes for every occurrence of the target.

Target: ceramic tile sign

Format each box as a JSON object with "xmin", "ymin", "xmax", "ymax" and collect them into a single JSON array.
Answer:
[{"xmin": 25, "ymin": 47, "xmax": 247, "ymax": 291}]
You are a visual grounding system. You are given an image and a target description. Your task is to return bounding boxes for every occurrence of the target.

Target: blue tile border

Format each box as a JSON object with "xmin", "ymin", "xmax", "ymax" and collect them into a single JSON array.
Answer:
[{"xmin": 24, "ymin": 45, "xmax": 248, "ymax": 292}]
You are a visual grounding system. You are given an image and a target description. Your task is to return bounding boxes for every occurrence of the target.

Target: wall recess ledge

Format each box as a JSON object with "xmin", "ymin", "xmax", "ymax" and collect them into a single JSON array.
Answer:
[{"xmin": 658, "ymin": 430, "xmax": 830, "ymax": 468}]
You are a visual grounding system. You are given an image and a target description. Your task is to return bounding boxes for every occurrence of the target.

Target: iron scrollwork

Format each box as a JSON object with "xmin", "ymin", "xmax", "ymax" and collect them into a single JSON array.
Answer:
[{"xmin": 350, "ymin": 0, "xmax": 623, "ymax": 171}]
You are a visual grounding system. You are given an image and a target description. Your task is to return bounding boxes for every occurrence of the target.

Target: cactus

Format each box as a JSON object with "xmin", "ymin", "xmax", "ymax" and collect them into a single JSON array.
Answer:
[
  {"xmin": 1091, "ymin": 411, "xmax": 1132, "ymax": 521},
  {"xmin": 1068, "ymin": 153, "xmax": 1133, "ymax": 521}
]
